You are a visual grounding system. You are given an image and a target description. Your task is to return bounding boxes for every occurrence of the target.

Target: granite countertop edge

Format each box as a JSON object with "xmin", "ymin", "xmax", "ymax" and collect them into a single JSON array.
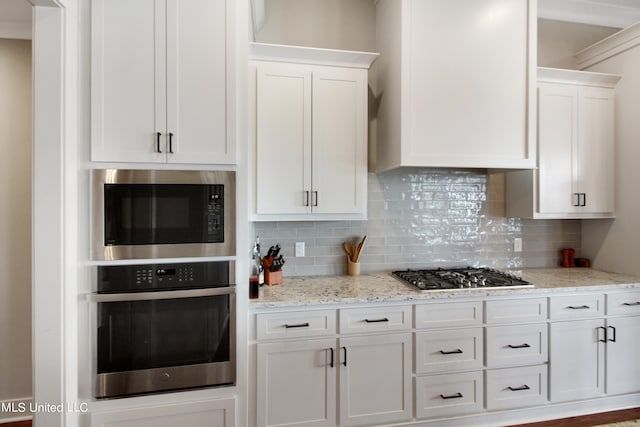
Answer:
[{"xmin": 249, "ymin": 268, "xmax": 640, "ymax": 310}]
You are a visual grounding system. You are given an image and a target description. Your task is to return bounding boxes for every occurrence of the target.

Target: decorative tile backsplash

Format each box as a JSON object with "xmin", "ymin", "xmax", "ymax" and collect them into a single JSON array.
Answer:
[{"xmin": 254, "ymin": 168, "xmax": 581, "ymax": 276}]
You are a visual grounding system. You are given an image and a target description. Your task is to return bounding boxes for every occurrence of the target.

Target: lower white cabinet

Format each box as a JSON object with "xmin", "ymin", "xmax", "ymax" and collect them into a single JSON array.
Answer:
[
  {"xmin": 91, "ymin": 398, "xmax": 235, "ymax": 427},
  {"xmin": 254, "ymin": 308, "xmax": 411, "ymax": 427},
  {"xmin": 338, "ymin": 333, "xmax": 412, "ymax": 427},
  {"xmin": 257, "ymin": 339, "xmax": 336, "ymax": 427},
  {"xmin": 606, "ymin": 315, "xmax": 640, "ymax": 395},
  {"xmin": 550, "ymin": 318, "xmax": 605, "ymax": 402},
  {"xmin": 415, "ymin": 371, "xmax": 484, "ymax": 419},
  {"xmin": 486, "ymin": 365, "xmax": 548, "ymax": 410}
]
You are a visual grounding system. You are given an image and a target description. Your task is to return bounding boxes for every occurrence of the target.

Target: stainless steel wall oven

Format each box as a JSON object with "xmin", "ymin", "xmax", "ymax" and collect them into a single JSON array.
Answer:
[
  {"xmin": 93, "ymin": 260, "xmax": 235, "ymax": 398},
  {"xmin": 91, "ymin": 169, "xmax": 235, "ymax": 260}
]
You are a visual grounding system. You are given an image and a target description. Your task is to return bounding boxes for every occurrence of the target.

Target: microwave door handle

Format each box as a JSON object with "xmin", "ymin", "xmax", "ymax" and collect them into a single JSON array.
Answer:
[{"xmin": 90, "ymin": 287, "xmax": 236, "ymax": 302}]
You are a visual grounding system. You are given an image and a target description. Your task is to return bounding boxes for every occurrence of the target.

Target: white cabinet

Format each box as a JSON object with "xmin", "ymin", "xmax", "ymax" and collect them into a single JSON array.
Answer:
[
  {"xmin": 485, "ymin": 298, "xmax": 549, "ymax": 410},
  {"xmin": 91, "ymin": 398, "xmax": 235, "ymax": 427},
  {"xmin": 257, "ymin": 339, "xmax": 337, "ymax": 427},
  {"xmin": 338, "ymin": 333, "xmax": 412, "ymax": 427},
  {"xmin": 413, "ymin": 301, "xmax": 485, "ymax": 421},
  {"xmin": 250, "ymin": 43, "xmax": 377, "ymax": 221},
  {"xmin": 254, "ymin": 306, "xmax": 410, "ymax": 427},
  {"xmin": 375, "ymin": 0, "xmax": 536, "ymax": 171},
  {"xmin": 606, "ymin": 291, "xmax": 640, "ymax": 395},
  {"xmin": 91, "ymin": 0, "xmax": 235, "ymax": 164},
  {"xmin": 506, "ymin": 68, "xmax": 620, "ymax": 219}
]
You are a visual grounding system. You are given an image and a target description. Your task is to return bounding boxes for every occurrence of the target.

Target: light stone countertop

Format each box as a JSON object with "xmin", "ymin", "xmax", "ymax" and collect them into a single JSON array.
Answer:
[{"xmin": 249, "ymin": 268, "xmax": 640, "ymax": 310}]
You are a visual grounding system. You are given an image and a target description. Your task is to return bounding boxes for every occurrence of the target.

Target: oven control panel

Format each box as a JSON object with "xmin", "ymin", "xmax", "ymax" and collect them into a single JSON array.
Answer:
[{"xmin": 97, "ymin": 261, "xmax": 233, "ymax": 293}]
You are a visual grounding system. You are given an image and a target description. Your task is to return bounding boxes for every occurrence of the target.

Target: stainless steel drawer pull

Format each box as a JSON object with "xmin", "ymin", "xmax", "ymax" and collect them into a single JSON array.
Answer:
[
  {"xmin": 508, "ymin": 343, "xmax": 531, "ymax": 349},
  {"xmin": 364, "ymin": 318, "xmax": 389, "ymax": 323},
  {"xmin": 440, "ymin": 392, "xmax": 463, "ymax": 400},
  {"xmin": 440, "ymin": 349, "xmax": 463, "ymax": 355},
  {"xmin": 508, "ymin": 385, "xmax": 530, "ymax": 392},
  {"xmin": 284, "ymin": 322, "xmax": 310, "ymax": 329},
  {"xmin": 567, "ymin": 305, "xmax": 590, "ymax": 310},
  {"xmin": 623, "ymin": 302, "xmax": 640, "ymax": 306}
]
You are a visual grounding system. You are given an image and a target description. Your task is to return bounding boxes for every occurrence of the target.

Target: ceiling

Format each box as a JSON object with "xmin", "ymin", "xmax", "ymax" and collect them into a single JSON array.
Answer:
[
  {"xmin": 1, "ymin": 0, "xmax": 640, "ymax": 38},
  {"xmin": 0, "ymin": 0, "xmax": 32, "ymax": 39}
]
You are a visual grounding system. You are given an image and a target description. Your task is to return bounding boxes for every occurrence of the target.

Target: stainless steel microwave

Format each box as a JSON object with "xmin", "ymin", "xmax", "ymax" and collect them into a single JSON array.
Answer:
[{"xmin": 91, "ymin": 169, "xmax": 235, "ymax": 260}]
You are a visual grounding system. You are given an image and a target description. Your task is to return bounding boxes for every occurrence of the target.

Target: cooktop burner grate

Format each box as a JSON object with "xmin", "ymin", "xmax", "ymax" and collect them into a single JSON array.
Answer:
[{"xmin": 391, "ymin": 267, "xmax": 533, "ymax": 291}]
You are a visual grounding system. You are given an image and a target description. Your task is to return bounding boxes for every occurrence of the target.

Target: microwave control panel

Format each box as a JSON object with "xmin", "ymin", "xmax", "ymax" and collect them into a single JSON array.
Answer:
[{"xmin": 207, "ymin": 184, "xmax": 225, "ymax": 243}]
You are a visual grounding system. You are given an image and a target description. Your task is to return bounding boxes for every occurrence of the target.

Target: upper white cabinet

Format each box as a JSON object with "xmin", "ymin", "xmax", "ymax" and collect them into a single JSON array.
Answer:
[
  {"xmin": 250, "ymin": 43, "xmax": 377, "ymax": 221},
  {"xmin": 506, "ymin": 68, "xmax": 620, "ymax": 219},
  {"xmin": 375, "ymin": 0, "xmax": 536, "ymax": 171},
  {"xmin": 91, "ymin": 0, "xmax": 235, "ymax": 164}
]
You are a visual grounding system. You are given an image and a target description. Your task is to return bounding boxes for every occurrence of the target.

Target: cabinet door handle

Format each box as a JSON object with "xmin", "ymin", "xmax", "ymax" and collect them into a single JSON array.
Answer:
[
  {"xmin": 581, "ymin": 193, "xmax": 587, "ymax": 207},
  {"xmin": 329, "ymin": 348, "xmax": 334, "ymax": 368},
  {"xmin": 608, "ymin": 325, "xmax": 616, "ymax": 343},
  {"xmin": 508, "ymin": 343, "xmax": 531, "ymax": 349},
  {"xmin": 156, "ymin": 132, "xmax": 162, "ymax": 153},
  {"xmin": 312, "ymin": 191, "xmax": 318, "ymax": 207},
  {"xmin": 598, "ymin": 326, "xmax": 607, "ymax": 343},
  {"xmin": 168, "ymin": 132, "xmax": 174, "ymax": 153},
  {"xmin": 284, "ymin": 322, "xmax": 310, "ymax": 329},
  {"xmin": 440, "ymin": 349, "xmax": 463, "ymax": 355},
  {"xmin": 304, "ymin": 191, "xmax": 310, "ymax": 207},
  {"xmin": 623, "ymin": 301, "xmax": 640, "ymax": 306},
  {"xmin": 508, "ymin": 385, "xmax": 531, "ymax": 392},
  {"xmin": 440, "ymin": 392, "xmax": 463, "ymax": 400},
  {"xmin": 574, "ymin": 193, "xmax": 581, "ymax": 207},
  {"xmin": 341, "ymin": 347, "xmax": 347, "ymax": 367},
  {"xmin": 567, "ymin": 305, "xmax": 590, "ymax": 310},
  {"xmin": 364, "ymin": 318, "xmax": 389, "ymax": 323}
]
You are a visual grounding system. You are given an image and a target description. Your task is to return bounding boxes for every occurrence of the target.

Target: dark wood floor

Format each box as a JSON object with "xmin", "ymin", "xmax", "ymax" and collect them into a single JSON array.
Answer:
[
  {"xmin": 510, "ymin": 407, "xmax": 640, "ymax": 427},
  {"xmin": 2, "ymin": 408, "xmax": 638, "ymax": 427}
]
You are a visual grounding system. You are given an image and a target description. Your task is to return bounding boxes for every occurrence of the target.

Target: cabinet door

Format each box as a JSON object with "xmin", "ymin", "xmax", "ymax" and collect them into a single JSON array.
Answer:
[
  {"xmin": 91, "ymin": 0, "xmax": 166, "ymax": 163},
  {"xmin": 578, "ymin": 87, "xmax": 615, "ymax": 214},
  {"xmin": 166, "ymin": 0, "xmax": 233, "ymax": 164},
  {"xmin": 606, "ymin": 316, "xmax": 640, "ymax": 395},
  {"xmin": 550, "ymin": 319, "xmax": 605, "ymax": 402},
  {"xmin": 312, "ymin": 67, "xmax": 367, "ymax": 216},
  {"xmin": 256, "ymin": 62, "xmax": 312, "ymax": 215},
  {"xmin": 537, "ymin": 83, "xmax": 578, "ymax": 214},
  {"xmin": 339, "ymin": 333, "xmax": 412, "ymax": 427},
  {"xmin": 257, "ymin": 339, "xmax": 336, "ymax": 427}
]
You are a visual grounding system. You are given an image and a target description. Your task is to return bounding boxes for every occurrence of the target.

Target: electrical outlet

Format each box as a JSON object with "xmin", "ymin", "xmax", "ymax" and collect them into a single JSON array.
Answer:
[
  {"xmin": 514, "ymin": 238, "xmax": 523, "ymax": 253},
  {"xmin": 295, "ymin": 242, "xmax": 305, "ymax": 257}
]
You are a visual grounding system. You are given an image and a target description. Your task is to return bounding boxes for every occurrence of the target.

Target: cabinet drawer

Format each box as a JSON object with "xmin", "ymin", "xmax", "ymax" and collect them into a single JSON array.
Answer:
[
  {"xmin": 607, "ymin": 291, "xmax": 640, "ymax": 316},
  {"xmin": 549, "ymin": 294, "xmax": 604, "ymax": 320},
  {"xmin": 339, "ymin": 305, "xmax": 411, "ymax": 334},
  {"xmin": 414, "ymin": 301, "xmax": 483, "ymax": 329},
  {"xmin": 415, "ymin": 328, "xmax": 483, "ymax": 374},
  {"xmin": 415, "ymin": 371, "xmax": 484, "ymax": 419},
  {"xmin": 486, "ymin": 365, "xmax": 548, "ymax": 410},
  {"xmin": 486, "ymin": 324, "xmax": 548, "ymax": 368},
  {"xmin": 486, "ymin": 298, "xmax": 547, "ymax": 324},
  {"xmin": 256, "ymin": 310, "xmax": 336, "ymax": 340}
]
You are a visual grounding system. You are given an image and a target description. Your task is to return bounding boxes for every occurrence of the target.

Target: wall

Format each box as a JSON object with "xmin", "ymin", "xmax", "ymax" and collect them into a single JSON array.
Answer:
[
  {"xmin": 0, "ymin": 38, "xmax": 32, "ymax": 413},
  {"xmin": 580, "ymin": 28, "xmax": 640, "ymax": 276},
  {"xmin": 538, "ymin": 18, "xmax": 618, "ymax": 69}
]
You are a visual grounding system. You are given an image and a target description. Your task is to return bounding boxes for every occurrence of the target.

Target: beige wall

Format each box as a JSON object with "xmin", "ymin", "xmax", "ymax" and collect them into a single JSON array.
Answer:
[
  {"xmin": 581, "ymin": 37, "xmax": 640, "ymax": 276},
  {"xmin": 255, "ymin": 0, "xmax": 376, "ymax": 52},
  {"xmin": 0, "ymin": 38, "xmax": 32, "ymax": 405},
  {"xmin": 538, "ymin": 18, "xmax": 618, "ymax": 69}
]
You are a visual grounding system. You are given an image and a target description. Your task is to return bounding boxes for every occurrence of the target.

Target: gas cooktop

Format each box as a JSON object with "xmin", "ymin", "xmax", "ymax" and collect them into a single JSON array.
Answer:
[{"xmin": 392, "ymin": 267, "xmax": 533, "ymax": 291}]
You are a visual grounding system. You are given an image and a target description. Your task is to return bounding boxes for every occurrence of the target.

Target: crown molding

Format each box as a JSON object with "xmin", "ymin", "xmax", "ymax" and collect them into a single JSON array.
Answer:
[
  {"xmin": 538, "ymin": 0, "xmax": 640, "ymax": 29},
  {"xmin": 575, "ymin": 22, "xmax": 640, "ymax": 69}
]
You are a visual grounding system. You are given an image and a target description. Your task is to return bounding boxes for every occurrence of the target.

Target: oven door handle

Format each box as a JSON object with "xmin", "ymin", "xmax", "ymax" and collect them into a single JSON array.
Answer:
[{"xmin": 89, "ymin": 287, "xmax": 236, "ymax": 302}]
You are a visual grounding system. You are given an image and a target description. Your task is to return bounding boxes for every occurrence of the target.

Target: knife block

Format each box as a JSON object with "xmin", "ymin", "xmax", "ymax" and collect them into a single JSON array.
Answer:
[{"xmin": 265, "ymin": 270, "xmax": 283, "ymax": 286}]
